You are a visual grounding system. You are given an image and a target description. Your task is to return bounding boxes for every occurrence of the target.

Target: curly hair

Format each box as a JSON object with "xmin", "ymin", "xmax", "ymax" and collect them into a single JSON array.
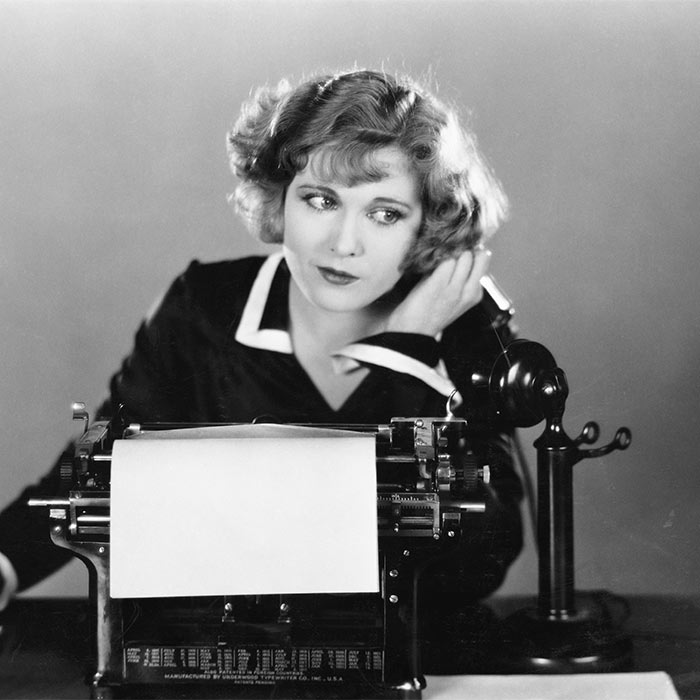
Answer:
[{"xmin": 227, "ymin": 69, "xmax": 507, "ymax": 274}]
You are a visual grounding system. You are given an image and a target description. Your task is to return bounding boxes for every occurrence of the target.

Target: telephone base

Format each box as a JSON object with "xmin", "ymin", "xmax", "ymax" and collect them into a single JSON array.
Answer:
[{"xmin": 498, "ymin": 594, "xmax": 633, "ymax": 674}]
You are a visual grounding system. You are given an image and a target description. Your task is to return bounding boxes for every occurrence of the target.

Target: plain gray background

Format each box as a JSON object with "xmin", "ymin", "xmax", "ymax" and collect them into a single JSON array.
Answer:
[{"xmin": 2, "ymin": 1, "xmax": 699, "ymax": 599}]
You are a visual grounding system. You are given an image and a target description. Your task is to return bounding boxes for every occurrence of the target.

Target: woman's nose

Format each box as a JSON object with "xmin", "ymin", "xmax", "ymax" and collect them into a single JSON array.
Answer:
[{"xmin": 329, "ymin": 213, "xmax": 363, "ymax": 257}]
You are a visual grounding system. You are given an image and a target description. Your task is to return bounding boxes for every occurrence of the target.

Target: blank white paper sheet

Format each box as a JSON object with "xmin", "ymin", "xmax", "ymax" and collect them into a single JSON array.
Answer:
[
  {"xmin": 109, "ymin": 425, "xmax": 378, "ymax": 598},
  {"xmin": 423, "ymin": 672, "xmax": 680, "ymax": 700}
]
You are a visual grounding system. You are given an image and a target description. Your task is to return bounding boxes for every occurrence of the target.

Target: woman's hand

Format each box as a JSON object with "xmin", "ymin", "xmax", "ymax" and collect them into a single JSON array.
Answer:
[{"xmin": 385, "ymin": 248, "xmax": 492, "ymax": 337}]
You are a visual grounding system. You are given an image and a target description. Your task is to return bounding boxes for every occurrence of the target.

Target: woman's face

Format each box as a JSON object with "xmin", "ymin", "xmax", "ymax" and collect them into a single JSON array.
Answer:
[{"xmin": 282, "ymin": 147, "xmax": 423, "ymax": 315}]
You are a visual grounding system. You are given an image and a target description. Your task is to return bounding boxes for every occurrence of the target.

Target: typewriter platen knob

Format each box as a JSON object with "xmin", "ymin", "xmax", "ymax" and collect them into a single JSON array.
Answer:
[
  {"xmin": 479, "ymin": 464, "xmax": 491, "ymax": 485},
  {"xmin": 59, "ymin": 455, "xmax": 74, "ymax": 490}
]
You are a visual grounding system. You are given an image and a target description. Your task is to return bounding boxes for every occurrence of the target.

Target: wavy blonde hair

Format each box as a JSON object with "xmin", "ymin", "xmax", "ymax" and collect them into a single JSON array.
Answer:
[{"xmin": 227, "ymin": 69, "xmax": 507, "ymax": 274}]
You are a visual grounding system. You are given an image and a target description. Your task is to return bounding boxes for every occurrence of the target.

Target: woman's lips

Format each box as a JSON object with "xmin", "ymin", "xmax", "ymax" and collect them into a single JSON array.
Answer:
[{"xmin": 316, "ymin": 266, "xmax": 359, "ymax": 286}]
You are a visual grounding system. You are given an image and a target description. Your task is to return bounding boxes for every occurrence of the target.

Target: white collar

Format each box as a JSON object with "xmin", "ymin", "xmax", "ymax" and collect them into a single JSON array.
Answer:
[
  {"xmin": 233, "ymin": 252, "xmax": 459, "ymax": 401},
  {"xmin": 234, "ymin": 252, "xmax": 294, "ymax": 354}
]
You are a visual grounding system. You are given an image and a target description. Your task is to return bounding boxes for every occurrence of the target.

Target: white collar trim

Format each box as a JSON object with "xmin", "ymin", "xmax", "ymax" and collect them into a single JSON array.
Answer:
[
  {"xmin": 234, "ymin": 253, "xmax": 460, "ymax": 404},
  {"xmin": 332, "ymin": 343, "xmax": 461, "ymax": 402},
  {"xmin": 235, "ymin": 252, "xmax": 293, "ymax": 354}
]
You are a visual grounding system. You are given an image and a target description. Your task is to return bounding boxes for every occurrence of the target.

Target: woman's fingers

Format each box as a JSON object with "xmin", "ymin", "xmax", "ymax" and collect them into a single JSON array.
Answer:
[
  {"xmin": 442, "ymin": 248, "xmax": 490, "ymax": 301},
  {"xmin": 422, "ymin": 249, "xmax": 490, "ymax": 306},
  {"xmin": 385, "ymin": 247, "xmax": 493, "ymax": 335},
  {"xmin": 424, "ymin": 256, "xmax": 457, "ymax": 289},
  {"xmin": 449, "ymin": 250, "xmax": 475, "ymax": 285},
  {"xmin": 460, "ymin": 248, "xmax": 491, "ymax": 302}
]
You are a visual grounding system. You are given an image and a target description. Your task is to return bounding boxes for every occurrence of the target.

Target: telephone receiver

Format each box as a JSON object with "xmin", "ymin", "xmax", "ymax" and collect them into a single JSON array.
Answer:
[{"xmin": 479, "ymin": 274, "xmax": 514, "ymax": 330}]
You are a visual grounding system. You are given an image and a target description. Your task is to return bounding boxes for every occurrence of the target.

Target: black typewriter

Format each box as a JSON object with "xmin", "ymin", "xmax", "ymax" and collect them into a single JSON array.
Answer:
[
  {"xmin": 32, "ymin": 407, "xmax": 490, "ymax": 699},
  {"xmin": 31, "ymin": 338, "xmax": 633, "ymax": 699}
]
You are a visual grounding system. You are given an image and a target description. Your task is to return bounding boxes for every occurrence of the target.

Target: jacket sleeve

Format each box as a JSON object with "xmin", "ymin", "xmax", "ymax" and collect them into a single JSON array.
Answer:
[
  {"xmin": 0, "ymin": 444, "xmax": 75, "ymax": 593},
  {"xmin": 0, "ymin": 262, "xmax": 204, "ymax": 595},
  {"xmin": 418, "ymin": 304, "xmax": 524, "ymax": 604},
  {"xmin": 101, "ymin": 262, "xmax": 206, "ymax": 424}
]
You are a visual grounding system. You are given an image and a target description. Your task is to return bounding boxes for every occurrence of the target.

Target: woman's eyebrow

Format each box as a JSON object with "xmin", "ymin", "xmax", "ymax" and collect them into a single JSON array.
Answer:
[
  {"xmin": 371, "ymin": 196, "xmax": 415, "ymax": 209},
  {"xmin": 293, "ymin": 182, "xmax": 337, "ymax": 195}
]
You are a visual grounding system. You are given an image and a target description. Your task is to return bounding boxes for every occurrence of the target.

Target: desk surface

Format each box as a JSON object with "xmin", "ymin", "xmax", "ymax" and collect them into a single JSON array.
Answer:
[{"xmin": 1, "ymin": 595, "xmax": 699, "ymax": 699}]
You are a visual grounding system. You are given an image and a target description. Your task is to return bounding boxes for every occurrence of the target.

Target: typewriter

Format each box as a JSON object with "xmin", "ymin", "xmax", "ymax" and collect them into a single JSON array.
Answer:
[
  {"xmin": 31, "ymin": 329, "xmax": 633, "ymax": 698},
  {"xmin": 33, "ymin": 407, "xmax": 490, "ymax": 699}
]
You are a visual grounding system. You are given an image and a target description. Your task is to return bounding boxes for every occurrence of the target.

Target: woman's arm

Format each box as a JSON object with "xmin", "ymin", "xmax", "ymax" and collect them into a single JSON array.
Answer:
[
  {"xmin": 0, "ymin": 262, "xmax": 206, "ymax": 597},
  {"xmin": 0, "ymin": 445, "xmax": 76, "ymax": 594}
]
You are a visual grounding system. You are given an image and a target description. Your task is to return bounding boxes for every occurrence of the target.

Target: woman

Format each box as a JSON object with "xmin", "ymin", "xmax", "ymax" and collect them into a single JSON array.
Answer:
[{"xmin": 0, "ymin": 69, "xmax": 522, "ymax": 669}]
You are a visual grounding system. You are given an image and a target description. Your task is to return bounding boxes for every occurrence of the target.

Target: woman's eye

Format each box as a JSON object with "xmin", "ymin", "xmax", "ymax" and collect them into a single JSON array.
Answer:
[
  {"xmin": 304, "ymin": 194, "xmax": 336, "ymax": 211},
  {"xmin": 369, "ymin": 208, "xmax": 403, "ymax": 225}
]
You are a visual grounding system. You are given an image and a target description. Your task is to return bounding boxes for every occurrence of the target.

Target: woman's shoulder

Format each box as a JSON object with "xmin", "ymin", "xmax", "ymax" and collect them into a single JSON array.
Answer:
[
  {"xmin": 181, "ymin": 254, "xmax": 269, "ymax": 298},
  {"xmin": 180, "ymin": 255, "xmax": 268, "ymax": 290},
  {"xmin": 151, "ymin": 255, "xmax": 271, "ymax": 325}
]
